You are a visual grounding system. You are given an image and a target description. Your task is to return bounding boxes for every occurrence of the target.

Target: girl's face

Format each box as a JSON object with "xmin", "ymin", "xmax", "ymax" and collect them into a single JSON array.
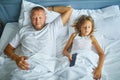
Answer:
[{"xmin": 80, "ymin": 20, "xmax": 92, "ymax": 36}]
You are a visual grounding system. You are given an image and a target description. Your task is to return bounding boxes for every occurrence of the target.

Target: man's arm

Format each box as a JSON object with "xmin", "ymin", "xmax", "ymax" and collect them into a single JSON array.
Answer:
[
  {"xmin": 47, "ymin": 6, "xmax": 73, "ymax": 26},
  {"xmin": 4, "ymin": 44, "xmax": 19, "ymax": 61},
  {"xmin": 4, "ymin": 44, "xmax": 29, "ymax": 70}
]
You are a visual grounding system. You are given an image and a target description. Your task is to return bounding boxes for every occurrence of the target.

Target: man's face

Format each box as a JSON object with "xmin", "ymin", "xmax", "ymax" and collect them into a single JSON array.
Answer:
[{"xmin": 31, "ymin": 10, "xmax": 46, "ymax": 30}]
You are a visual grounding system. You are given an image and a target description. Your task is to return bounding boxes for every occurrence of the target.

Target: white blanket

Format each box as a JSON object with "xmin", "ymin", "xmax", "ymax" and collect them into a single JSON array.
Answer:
[
  {"xmin": 0, "ymin": 20, "xmax": 120, "ymax": 80},
  {"xmin": 55, "ymin": 50, "xmax": 107, "ymax": 80},
  {"xmin": 0, "ymin": 18, "xmax": 120, "ymax": 80}
]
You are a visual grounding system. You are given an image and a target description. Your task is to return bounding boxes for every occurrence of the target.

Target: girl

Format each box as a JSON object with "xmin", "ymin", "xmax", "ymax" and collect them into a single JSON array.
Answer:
[{"xmin": 63, "ymin": 15, "xmax": 105, "ymax": 80}]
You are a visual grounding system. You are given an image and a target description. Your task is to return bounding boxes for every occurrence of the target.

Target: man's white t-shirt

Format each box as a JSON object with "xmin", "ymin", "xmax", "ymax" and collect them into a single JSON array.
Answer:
[{"xmin": 10, "ymin": 16, "xmax": 63, "ymax": 58}]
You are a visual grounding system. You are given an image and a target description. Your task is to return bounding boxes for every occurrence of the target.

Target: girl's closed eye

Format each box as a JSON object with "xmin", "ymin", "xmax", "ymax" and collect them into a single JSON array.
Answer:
[{"xmin": 88, "ymin": 26, "xmax": 91, "ymax": 28}]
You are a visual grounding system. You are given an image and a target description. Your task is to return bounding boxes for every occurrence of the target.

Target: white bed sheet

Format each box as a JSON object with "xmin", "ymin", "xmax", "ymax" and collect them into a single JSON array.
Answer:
[
  {"xmin": 0, "ymin": 21, "xmax": 120, "ymax": 80},
  {"xmin": 0, "ymin": 22, "xmax": 19, "ymax": 52},
  {"xmin": 103, "ymin": 38, "xmax": 120, "ymax": 80},
  {"xmin": 0, "ymin": 22, "xmax": 19, "ymax": 80},
  {"xmin": 0, "ymin": 5, "xmax": 120, "ymax": 79},
  {"xmin": 0, "ymin": 0, "xmax": 120, "ymax": 79}
]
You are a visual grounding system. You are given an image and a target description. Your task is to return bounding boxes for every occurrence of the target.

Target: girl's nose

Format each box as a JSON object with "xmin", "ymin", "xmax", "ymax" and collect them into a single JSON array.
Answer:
[{"xmin": 85, "ymin": 27, "xmax": 88, "ymax": 30}]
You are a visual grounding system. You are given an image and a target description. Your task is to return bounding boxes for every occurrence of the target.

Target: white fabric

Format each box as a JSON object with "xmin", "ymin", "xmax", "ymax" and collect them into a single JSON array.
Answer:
[
  {"xmin": 68, "ymin": 5, "xmax": 120, "ymax": 52},
  {"xmin": 18, "ymin": 0, "xmax": 66, "ymax": 57},
  {"xmin": 0, "ymin": 22, "xmax": 19, "ymax": 52},
  {"xmin": 10, "ymin": 17, "xmax": 62, "ymax": 56},
  {"xmin": 9, "ymin": 16, "xmax": 63, "ymax": 80},
  {"xmin": 0, "ymin": 4, "xmax": 120, "ymax": 80},
  {"xmin": 70, "ymin": 35, "xmax": 98, "ymax": 65},
  {"xmin": 56, "ymin": 5, "xmax": 120, "ymax": 58},
  {"xmin": 56, "ymin": 35, "xmax": 107, "ymax": 80},
  {"xmin": 0, "ymin": 20, "xmax": 120, "ymax": 80},
  {"xmin": 55, "ymin": 5, "xmax": 119, "ymax": 77},
  {"xmin": 18, "ymin": 0, "xmax": 68, "ymax": 57},
  {"xmin": 71, "ymin": 35, "xmax": 99, "ymax": 66},
  {"xmin": 102, "ymin": 37, "xmax": 120, "ymax": 80},
  {"xmin": 71, "ymin": 35, "xmax": 92, "ymax": 53},
  {"xmin": 0, "ymin": 56, "xmax": 4, "ymax": 66},
  {"xmin": 95, "ymin": 13, "xmax": 120, "ymax": 40},
  {"xmin": 68, "ymin": 5, "xmax": 120, "ymax": 36}
]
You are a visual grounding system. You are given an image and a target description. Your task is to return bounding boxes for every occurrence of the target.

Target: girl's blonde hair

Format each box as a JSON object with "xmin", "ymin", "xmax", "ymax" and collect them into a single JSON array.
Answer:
[{"xmin": 73, "ymin": 15, "xmax": 95, "ymax": 36}]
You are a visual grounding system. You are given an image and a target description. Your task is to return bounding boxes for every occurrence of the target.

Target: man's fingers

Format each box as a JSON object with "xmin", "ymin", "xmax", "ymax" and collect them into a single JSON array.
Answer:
[
  {"xmin": 21, "ymin": 56, "xmax": 29, "ymax": 65},
  {"xmin": 19, "ymin": 63, "xmax": 29, "ymax": 70},
  {"xmin": 23, "ymin": 60, "xmax": 29, "ymax": 65},
  {"xmin": 18, "ymin": 58, "xmax": 29, "ymax": 70}
]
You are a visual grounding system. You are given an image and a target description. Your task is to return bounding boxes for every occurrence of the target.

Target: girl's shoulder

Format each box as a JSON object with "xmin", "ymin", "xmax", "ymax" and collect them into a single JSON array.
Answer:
[
  {"xmin": 90, "ymin": 35, "xmax": 97, "ymax": 43},
  {"xmin": 90, "ymin": 34, "xmax": 95, "ymax": 39}
]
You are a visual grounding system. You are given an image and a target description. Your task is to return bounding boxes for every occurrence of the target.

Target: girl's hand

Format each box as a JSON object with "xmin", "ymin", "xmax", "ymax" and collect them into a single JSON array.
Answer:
[
  {"xmin": 93, "ymin": 67, "xmax": 101, "ymax": 80},
  {"xmin": 15, "ymin": 56, "xmax": 29, "ymax": 70},
  {"xmin": 68, "ymin": 54, "xmax": 72, "ymax": 62}
]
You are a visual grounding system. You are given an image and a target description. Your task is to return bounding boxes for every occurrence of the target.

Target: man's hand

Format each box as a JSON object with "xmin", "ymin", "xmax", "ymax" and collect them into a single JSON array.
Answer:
[
  {"xmin": 46, "ymin": 6, "xmax": 53, "ymax": 11},
  {"xmin": 46, "ymin": 6, "xmax": 73, "ymax": 26},
  {"xmin": 15, "ymin": 56, "xmax": 29, "ymax": 70}
]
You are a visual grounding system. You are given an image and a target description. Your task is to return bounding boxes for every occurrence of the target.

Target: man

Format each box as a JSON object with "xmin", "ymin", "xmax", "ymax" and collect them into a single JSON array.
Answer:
[{"xmin": 4, "ymin": 6, "xmax": 72, "ymax": 80}]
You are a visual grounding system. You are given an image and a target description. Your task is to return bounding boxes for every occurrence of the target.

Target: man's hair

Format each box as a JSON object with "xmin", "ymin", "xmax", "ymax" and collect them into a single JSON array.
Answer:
[{"xmin": 31, "ymin": 6, "xmax": 45, "ymax": 16}]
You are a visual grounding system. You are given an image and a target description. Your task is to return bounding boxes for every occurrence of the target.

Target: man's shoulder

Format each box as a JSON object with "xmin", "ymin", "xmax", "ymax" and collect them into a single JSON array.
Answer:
[{"xmin": 19, "ymin": 25, "xmax": 33, "ymax": 34}]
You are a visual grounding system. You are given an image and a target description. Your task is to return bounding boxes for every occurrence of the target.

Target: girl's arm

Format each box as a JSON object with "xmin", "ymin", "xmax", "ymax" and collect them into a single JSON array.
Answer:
[
  {"xmin": 90, "ymin": 35, "xmax": 105, "ymax": 79},
  {"xmin": 63, "ymin": 33, "xmax": 76, "ymax": 61}
]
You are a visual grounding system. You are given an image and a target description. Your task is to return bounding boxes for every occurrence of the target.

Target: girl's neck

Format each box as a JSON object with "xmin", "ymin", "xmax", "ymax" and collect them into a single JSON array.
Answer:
[{"xmin": 78, "ymin": 33, "xmax": 89, "ymax": 37}]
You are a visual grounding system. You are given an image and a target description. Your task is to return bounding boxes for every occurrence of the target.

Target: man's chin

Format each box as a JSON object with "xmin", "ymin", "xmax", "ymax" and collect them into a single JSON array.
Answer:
[{"xmin": 34, "ymin": 26, "xmax": 43, "ymax": 30}]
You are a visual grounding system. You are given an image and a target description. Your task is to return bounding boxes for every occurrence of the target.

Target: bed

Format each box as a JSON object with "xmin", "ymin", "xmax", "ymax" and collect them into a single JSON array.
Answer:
[{"xmin": 0, "ymin": 0, "xmax": 120, "ymax": 80}]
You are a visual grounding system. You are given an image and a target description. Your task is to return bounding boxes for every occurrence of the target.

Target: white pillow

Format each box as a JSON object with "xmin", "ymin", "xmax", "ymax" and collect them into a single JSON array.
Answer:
[
  {"xmin": 19, "ymin": 0, "xmax": 59, "ymax": 28},
  {"xmin": 68, "ymin": 5, "xmax": 120, "ymax": 36},
  {"xmin": 0, "ymin": 56, "xmax": 4, "ymax": 66},
  {"xmin": 0, "ymin": 22, "xmax": 19, "ymax": 51},
  {"xmin": 56, "ymin": 5, "xmax": 120, "ymax": 56},
  {"xmin": 23, "ymin": 11, "xmax": 59, "ymax": 27},
  {"xmin": 95, "ymin": 13, "xmax": 120, "ymax": 40},
  {"xmin": 68, "ymin": 5, "xmax": 120, "ymax": 52},
  {"xmin": 18, "ymin": 0, "xmax": 71, "ymax": 57}
]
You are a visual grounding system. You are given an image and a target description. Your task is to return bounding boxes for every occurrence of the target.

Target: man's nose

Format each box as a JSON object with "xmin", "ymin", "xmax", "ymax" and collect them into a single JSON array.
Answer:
[
  {"xmin": 36, "ymin": 18, "xmax": 39, "ymax": 21},
  {"xmin": 36, "ymin": 18, "xmax": 40, "ymax": 22}
]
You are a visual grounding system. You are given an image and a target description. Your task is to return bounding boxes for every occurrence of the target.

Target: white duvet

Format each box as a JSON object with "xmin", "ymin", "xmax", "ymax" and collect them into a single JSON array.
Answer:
[
  {"xmin": 0, "ymin": 23, "xmax": 120, "ymax": 80},
  {"xmin": 55, "ymin": 50, "xmax": 107, "ymax": 80},
  {"xmin": 1, "ymin": 5, "xmax": 120, "ymax": 80}
]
